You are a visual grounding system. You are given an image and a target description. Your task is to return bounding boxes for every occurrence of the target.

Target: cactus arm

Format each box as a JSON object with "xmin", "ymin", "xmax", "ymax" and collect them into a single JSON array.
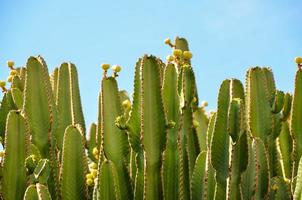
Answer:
[
  {"xmin": 282, "ymin": 93, "xmax": 292, "ymax": 120},
  {"xmin": 203, "ymin": 113, "xmax": 216, "ymax": 200},
  {"xmin": 88, "ymin": 123, "xmax": 98, "ymax": 162},
  {"xmin": 162, "ymin": 63, "xmax": 180, "ymax": 200},
  {"xmin": 24, "ymin": 185, "xmax": 39, "ymax": 200},
  {"xmin": 193, "ymin": 108, "xmax": 209, "ymax": 152},
  {"xmin": 291, "ymin": 68, "xmax": 302, "ymax": 176},
  {"xmin": 23, "ymin": 56, "xmax": 55, "ymax": 157},
  {"xmin": 227, "ymin": 132, "xmax": 248, "ymax": 200},
  {"xmin": 2, "ymin": 111, "xmax": 29, "ymax": 200},
  {"xmin": 254, "ymin": 138, "xmax": 270, "ymax": 200},
  {"xmin": 50, "ymin": 67, "xmax": 58, "ymax": 100},
  {"xmin": 60, "ymin": 125, "xmax": 88, "ymax": 200},
  {"xmin": 97, "ymin": 160, "xmax": 121, "ymax": 200},
  {"xmin": 69, "ymin": 63, "xmax": 86, "ymax": 133},
  {"xmin": 279, "ymin": 121, "xmax": 293, "ymax": 179},
  {"xmin": 269, "ymin": 177, "xmax": 291, "ymax": 200},
  {"xmin": 0, "ymin": 91, "xmax": 16, "ymax": 139},
  {"xmin": 211, "ymin": 79, "xmax": 231, "ymax": 199},
  {"xmin": 246, "ymin": 67, "xmax": 272, "ymax": 141},
  {"xmin": 180, "ymin": 67, "xmax": 199, "ymax": 186},
  {"xmin": 101, "ymin": 76, "xmax": 132, "ymax": 199},
  {"xmin": 11, "ymin": 87, "xmax": 23, "ymax": 109},
  {"xmin": 125, "ymin": 58, "xmax": 142, "ymax": 152},
  {"xmin": 190, "ymin": 151, "xmax": 207, "ymax": 200},
  {"xmin": 140, "ymin": 55, "xmax": 166, "ymax": 200},
  {"xmin": 36, "ymin": 183, "xmax": 52, "ymax": 200},
  {"xmin": 294, "ymin": 156, "xmax": 302, "ymax": 199},
  {"xmin": 134, "ymin": 150, "xmax": 144, "ymax": 200},
  {"xmin": 56, "ymin": 63, "xmax": 73, "ymax": 149}
]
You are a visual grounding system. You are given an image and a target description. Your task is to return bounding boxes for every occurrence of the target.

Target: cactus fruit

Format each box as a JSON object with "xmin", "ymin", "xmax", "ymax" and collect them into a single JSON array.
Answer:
[{"xmin": 0, "ymin": 37, "xmax": 301, "ymax": 199}]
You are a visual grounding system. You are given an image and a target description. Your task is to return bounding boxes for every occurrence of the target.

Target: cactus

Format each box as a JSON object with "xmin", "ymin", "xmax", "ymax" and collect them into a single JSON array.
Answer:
[{"xmin": 1, "ymin": 38, "xmax": 302, "ymax": 200}]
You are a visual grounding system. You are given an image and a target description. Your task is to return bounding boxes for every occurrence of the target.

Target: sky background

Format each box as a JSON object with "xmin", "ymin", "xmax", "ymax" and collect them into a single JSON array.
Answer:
[{"xmin": 0, "ymin": 0, "xmax": 302, "ymax": 129}]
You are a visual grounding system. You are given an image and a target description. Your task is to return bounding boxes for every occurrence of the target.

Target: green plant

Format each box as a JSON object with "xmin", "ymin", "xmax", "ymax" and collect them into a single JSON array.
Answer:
[{"xmin": 0, "ymin": 37, "xmax": 302, "ymax": 200}]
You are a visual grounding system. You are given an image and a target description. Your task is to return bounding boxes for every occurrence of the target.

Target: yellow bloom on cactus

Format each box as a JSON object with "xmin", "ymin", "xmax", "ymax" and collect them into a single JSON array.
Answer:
[
  {"xmin": 112, "ymin": 65, "xmax": 122, "ymax": 73},
  {"xmin": 101, "ymin": 63, "xmax": 110, "ymax": 71},
  {"xmin": 201, "ymin": 101, "xmax": 208, "ymax": 107},
  {"xmin": 7, "ymin": 75, "xmax": 13, "ymax": 82},
  {"xmin": 7, "ymin": 60, "xmax": 14, "ymax": 68},
  {"xmin": 173, "ymin": 49, "xmax": 182, "ymax": 57},
  {"xmin": 89, "ymin": 162, "xmax": 97, "ymax": 169},
  {"xmin": 193, "ymin": 120, "xmax": 199, "ymax": 128},
  {"xmin": 0, "ymin": 80, "xmax": 6, "ymax": 87},
  {"xmin": 183, "ymin": 51, "xmax": 193, "ymax": 59},
  {"xmin": 295, "ymin": 57, "xmax": 302, "ymax": 64},
  {"xmin": 91, "ymin": 169, "xmax": 98, "ymax": 178},
  {"xmin": 164, "ymin": 38, "xmax": 171, "ymax": 45},
  {"xmin": 86, "ymin": 173, "xmax": 93, "ymax": 179},
  {"xmin": 166, "ymin": 55, "xmax": 174, "ymax": 62},
  {"xmin": 122, "ymin": 99, "xmax": 131, "ymax": 109},
  {"xmin": 10, "ymin": 70, "xmax": 18, "ymax": 76},
  {"xmin": 92, "ymin": 147, "xmax": 99, "ymax": 156},
  {"xmin": 86, "ymin": 178, "xmax": 93, "ymax": 186},
  {"xmin": 0, "ymin": 151, "xmax": 4, "ymax": 157}
]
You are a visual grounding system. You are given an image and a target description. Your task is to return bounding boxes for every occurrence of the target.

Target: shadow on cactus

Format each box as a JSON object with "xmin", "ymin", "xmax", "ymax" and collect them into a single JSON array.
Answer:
[{"xmin": 0, "ymin": 37, "xmax": 302, "ymax": 200}]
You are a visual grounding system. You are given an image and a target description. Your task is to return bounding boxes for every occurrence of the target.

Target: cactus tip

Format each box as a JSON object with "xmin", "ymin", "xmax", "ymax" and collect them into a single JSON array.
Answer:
[
  {"xmin": 295, "ymin": 57, "xmax": 302, "ymax": 68},
  {"xmin": 101, "ymin": 63, "xmax": 110, "ymax": 71}
]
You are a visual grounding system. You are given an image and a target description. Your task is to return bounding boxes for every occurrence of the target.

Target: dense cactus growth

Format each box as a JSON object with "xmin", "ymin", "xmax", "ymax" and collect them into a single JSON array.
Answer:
[{"xmin": 0, "ymin": 37, "xmax": 302, "ymax": 200}]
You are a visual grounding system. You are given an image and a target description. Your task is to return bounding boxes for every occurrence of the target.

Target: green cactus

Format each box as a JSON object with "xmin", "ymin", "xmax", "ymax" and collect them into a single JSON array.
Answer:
[{"xmin": 1, "ymin": 37, "xmax": 302, "ymax": 200}]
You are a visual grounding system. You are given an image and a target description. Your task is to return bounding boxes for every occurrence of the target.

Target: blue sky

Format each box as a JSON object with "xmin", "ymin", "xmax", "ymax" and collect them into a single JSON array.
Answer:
[{"xmin": 1, "ymin": 0, "xmax": 302, "ymax": 128}]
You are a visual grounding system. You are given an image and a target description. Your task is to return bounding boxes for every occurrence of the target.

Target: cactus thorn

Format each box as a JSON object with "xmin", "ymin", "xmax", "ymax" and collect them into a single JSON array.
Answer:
[{"xmin": 7, "ymin": 60, "xmax": 15, "ymax": 69}]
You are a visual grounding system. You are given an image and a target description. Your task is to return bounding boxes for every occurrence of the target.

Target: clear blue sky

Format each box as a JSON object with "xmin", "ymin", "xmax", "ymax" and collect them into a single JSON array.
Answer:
[{"xmin": 1, "ymin": 0, "xmax": 301, "ymax": 128}]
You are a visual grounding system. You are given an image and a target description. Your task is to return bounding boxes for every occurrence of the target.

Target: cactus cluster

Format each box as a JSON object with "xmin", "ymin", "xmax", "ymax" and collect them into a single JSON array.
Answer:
[{"xmin": 0, "ymin": 37, "xmax": 302, "ymax": 200}]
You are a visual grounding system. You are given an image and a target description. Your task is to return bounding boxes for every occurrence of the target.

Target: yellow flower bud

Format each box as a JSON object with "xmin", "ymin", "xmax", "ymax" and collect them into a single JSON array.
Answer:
[
  {"xmin": 0, "ymin": 151, "xmax": 5, "ymax": 157},
  {"xmin": 173, "ymin": 49, "xmax": 182, "ymax": 57},
  {"xmin": 201, "ymin": 101, "xmax": 208, "ymax": 107},
  {"xmin": 92, "ymin": 147, "xmax": 99, "ymax": 156},
  {"xmin": 193, "ymin": 120, "xmax": 199, "ymax": 128},
  {"xmin": 86, "ymin": 173, "xmax": 93, "ymax": 179},
  {"xmin": 101, "ymin": 63, "xmax": 110, "ymax": 71},
  {"xmin": 164, "ymin": 38, "xmax": 171, "ymax": 45},
  {"xmin": 112, "ymin": 65, "xmax": 122, "ymax": 73},
  {"xmin": 166, "ymin": 55, "xmax": 174, "ymax": 62},
  {"xmin": 7, "ymin": 60, "xmax": 15, "ymax": 68},
  {"xmin": 183, "ymin": 51, "xmax": 193, "ymax": 60},
  {"xmin": 89, "ymin": 162, "xmax": 97, "ymax": 169},
  {"xmin": 122, "ymin": 99, "xmax": 131, "ymax": 109},
  {"xmin": 91, "ymin": 169, "xmax": 98, "ymax": 178},
  {"xmin": 0, "ymin": 81, "xmax": 6, "ymax": 88},
  {"xmin": 295, "ymin": 57, "xmax": 302, "ymax": 64},
  {"xmin": 10, "ymin": 70, "xmax": 18, "ymax": 76},
  {"xmin": 7, "ymin": 75, "xmax": 13, "ymax": 82},
  {"xmin": 86, "ymin": 178, "xmax": 93, "ymax": 186}
]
